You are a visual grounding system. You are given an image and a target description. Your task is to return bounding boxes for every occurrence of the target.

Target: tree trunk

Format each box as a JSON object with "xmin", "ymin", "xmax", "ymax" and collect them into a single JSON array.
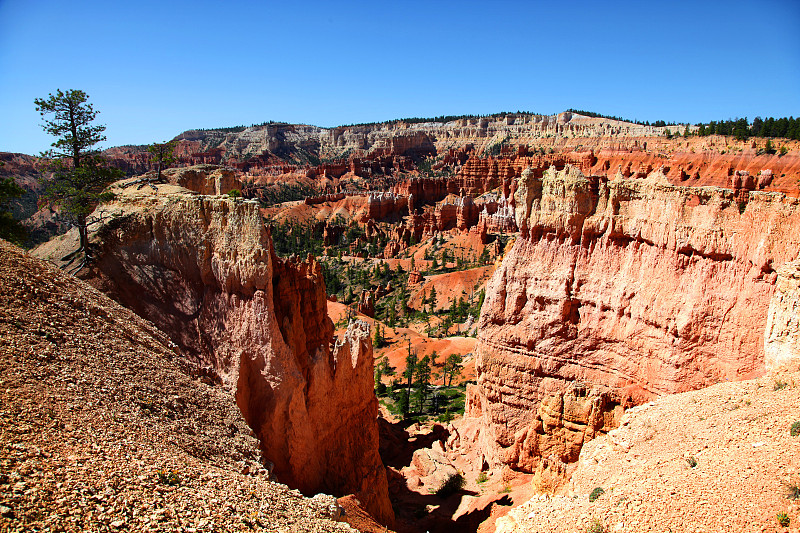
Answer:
[{"xmin": 78, "ymin": 222, "xmax": 88, "ymax": 254}]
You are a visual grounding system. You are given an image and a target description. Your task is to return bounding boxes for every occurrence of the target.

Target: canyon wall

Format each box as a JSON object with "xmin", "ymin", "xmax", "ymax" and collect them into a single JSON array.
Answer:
[
  {"xmin": 764, "ymin": 261, "xmax": 800, "ymax": 370},
  {"xmin": 464, "ymin": 164, "xmax": 800, "ymax": 472},
  {"xmin": 82, "ymin": 179, "xmax": 393, "ymax": 524}
]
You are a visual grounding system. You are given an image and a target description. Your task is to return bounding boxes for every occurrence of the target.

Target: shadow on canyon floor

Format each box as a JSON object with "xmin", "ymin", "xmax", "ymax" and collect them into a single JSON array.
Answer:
[{"xmin": 379, "ymin": 417, "xmax": 513, "ymax": 533}]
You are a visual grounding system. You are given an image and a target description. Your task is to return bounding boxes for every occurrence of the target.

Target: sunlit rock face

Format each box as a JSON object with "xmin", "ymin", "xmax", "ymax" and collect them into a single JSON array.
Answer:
[
  {"xmin": 465, "ymin": 164, "xmax": 800, "ymax": 472},
  {"xmin": 83, "ymin": 182, "xmax": 394, "ymax": 525}
]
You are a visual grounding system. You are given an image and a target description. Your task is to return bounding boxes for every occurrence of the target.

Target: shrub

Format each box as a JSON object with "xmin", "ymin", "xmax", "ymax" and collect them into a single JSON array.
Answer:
[
  {"xmin": 227, "ymin": 188, "xmax": 241, "ymax": 198},
  {"xmin": 586, "ymin": 518, "xmax": 605, "ymax": 533},
  {"xmin": 589, "ymin": 487, "xmax": 605, "ymax": 502},
  {"xmin": 791, "ymin": 421, "xmax": 800, "ymax": 437},
  {"xmin": 777, "ymin": 512, "xmax": 790, "ymax": 527},
  {"xmin": 435, "ymin": 472, "xmax": 465, "ymax": 498},
  {"xmin": 787, "ymin": 483, "xmax": 800, "ymax": 500},
  {"xmin": 686, "ymin": 456, "xmax": 698, "ymax": 468},
  {"xmin": 157, "ymin": 469, "xmax": 181, "ymax": 486},
  {"xmin": 775, "ymin": 380, "xmax": 789, "ymax": 391},
  {"xmin": 477, "ymin": 471, "xmax": 488, "ymax": 484}
]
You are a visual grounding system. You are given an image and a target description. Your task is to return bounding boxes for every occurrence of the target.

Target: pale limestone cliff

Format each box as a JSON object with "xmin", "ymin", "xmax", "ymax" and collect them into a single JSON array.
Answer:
[{"xmin": 764, "ymin": 261, "xmax": 800, "ymax": 370}]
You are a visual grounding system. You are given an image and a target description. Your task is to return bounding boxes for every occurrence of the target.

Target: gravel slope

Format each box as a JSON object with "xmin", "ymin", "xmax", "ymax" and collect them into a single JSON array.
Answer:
[
  {"xmin": 494, "ymin": 361, "xmax": 800, "ymax": 533},
  {"xmin": 0, "ymin": 240, "xmax": 354, "ymax": 532}
]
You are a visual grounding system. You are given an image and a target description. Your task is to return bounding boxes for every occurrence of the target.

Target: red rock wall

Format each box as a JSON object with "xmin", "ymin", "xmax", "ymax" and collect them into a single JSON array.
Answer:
[
  {"xmin": 465, "ymin": 165, "xmax": 800, "ymax": 472},
  {"xmin": 85, "ymin": 186, "xmax": 394, "ymax": 524}
]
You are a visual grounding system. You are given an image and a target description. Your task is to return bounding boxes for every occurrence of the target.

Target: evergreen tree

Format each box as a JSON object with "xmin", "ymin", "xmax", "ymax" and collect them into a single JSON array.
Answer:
[
  {"xmin": 374, "ymin": 355, "xmax": 395, "ymax": 391},
  {"xmin": 386, "ymin": 298, "xmax": 397, "ymax": 327},
  {"xmin": 403, "ymin": 342, "xmax": 418, "ymax": 416},
  {"xmin": 457, "ymin": 296, "xmax": 468, "ymax": 319},
  {"xmin": 0, "ymin": 177, "xmax": 27, "ymax": 245},
  {"xmin": 476, "ymin": 288, "xmax": 486, "ymax": 310},
  {"xmin": 733, "ymin": 118, "xmax": 749, "ymax": 140},
  {"xmin": 373, "ymin": 322, "xmax": 384, "ymax": 348},
  {"xmin": 764, "ymin": 118, "xmax": 775, "ymax": 137},
  {"xmin": 428, "ymin": 285, "xmax": 437, "ymax": 314},
  {"xmin": 777, "ymin": 117, "xmax": 789, "ymax": 138},
  {"xmin": 751, "ymin": 117, "xmax": 763, "ymax": 137},
  {"xmin": 443, "ymin": 353, "xmax": 463, "ymax": 387},
  {"xmin": 35, "ymin": 89, "xmax": 122, "ymax": 267},
  {"xmin": 148, "ymin": 140, "xmax": 177, "ymax": 182},
  {"xmin": 479, "ymin": 246, "xmax": 490, "ymax": 264},
  {"xmin": 413, "ymin": 355, "xmax": 432, "ymax": 412}
]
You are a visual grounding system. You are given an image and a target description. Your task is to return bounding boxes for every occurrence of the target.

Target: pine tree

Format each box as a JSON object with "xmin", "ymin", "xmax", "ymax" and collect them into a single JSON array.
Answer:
[
  {"xmin": 35, "ymin": 89, "xmax": 122, "ymax": 268},
  {"xmin": 444, "ymin": 353, "xmax": 463, "ymax": 387},
  {"xmin": 413, "ymin": 355, "xmax": 432, "ymax": 412},
  {"xmin": 0, "ymin": 177, "xmax": 27, "ymax": 245},
  {"xmin": 373, "ymin": 322, "xmax": 384, "ymax": 348},
  {"xmin": 403, "ymin": 342, "xmax": 418, "ymax": 416},
  {"xmin": 147, "ymin": 140, "xmax": 177, "ymax": 182},
  {"xmin": 386, "ymin": 300, "xmax": 396, "ymax": 328}
]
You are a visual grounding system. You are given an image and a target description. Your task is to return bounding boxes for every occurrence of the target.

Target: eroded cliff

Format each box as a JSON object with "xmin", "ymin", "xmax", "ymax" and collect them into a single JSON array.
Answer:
[
  {"xmin": 78, "ymin": 179, "xmax": 393, "ymax": 524},
  {"xmin": 464, "ymin": 164, "xmax": 800, "ymax": 474}
]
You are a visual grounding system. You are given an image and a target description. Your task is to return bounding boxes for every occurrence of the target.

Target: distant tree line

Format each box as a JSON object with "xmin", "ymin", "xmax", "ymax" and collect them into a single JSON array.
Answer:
[
  {"xmin": 695, "ymin": 117, "xmax": 800, "ymax": 140},
  {"xmin": 567, "ymin": 109, "xmax": 800, "ymax": 141},
  {"xmin": 186, "ymin": 121, "xmax": 283, "ymax": 134},
  {"xmin": 338, "ymin": 110, "xmax": 541, "ymax": 128}
]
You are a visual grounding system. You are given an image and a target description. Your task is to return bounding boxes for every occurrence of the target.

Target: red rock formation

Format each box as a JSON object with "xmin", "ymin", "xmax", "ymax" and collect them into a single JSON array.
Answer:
[
  {"xmin": 361, "ymin": 192, "xmax": 408, "ymax": 222},
  {"xmin": 83, "ymin": 182, "xmax": 394, "ymax": 525},
  {"xmin": 463, "ymin": 164, "xmax": 800, "ymax": 474},
  {"xmin": 455, "ymin": 157, "xmax": 520, "ymax": 196},
  {"xmin": 322, "ymin": 222, "xmax": 345, "ymax": 246},
  {"xmin": 161, "ymin": 165, "xmax": 241, "ymax": 195},
  {"xmin": 357, "ymin": 289, "xmax": 376, "ymax": 318},
  {"xmin": 305, "ymin": 193, "xmax": 346, "ymax": 205},
  {"xmin": 479, "ymin": 193, "xmax": 517, "ymax": 233},
  {"xmin": 394, "ymin": 177, "xmax": 455, "ymax": 209}
]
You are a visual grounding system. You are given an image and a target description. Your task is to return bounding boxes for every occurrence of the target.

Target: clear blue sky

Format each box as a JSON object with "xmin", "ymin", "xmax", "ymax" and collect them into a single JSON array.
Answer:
[{"xmin": 1, "ymin": 0, "xmax": 798, "ymax": 155}]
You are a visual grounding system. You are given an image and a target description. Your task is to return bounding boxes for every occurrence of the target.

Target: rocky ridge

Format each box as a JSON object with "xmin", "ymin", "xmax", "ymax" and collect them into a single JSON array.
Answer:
[
  {"xmin": 171, "ymin": 112, "xmax": 675, "ymax": 164},
  {"xmin": 0, "ymin": 240, "xmax": 355, "ymax": 532}
]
